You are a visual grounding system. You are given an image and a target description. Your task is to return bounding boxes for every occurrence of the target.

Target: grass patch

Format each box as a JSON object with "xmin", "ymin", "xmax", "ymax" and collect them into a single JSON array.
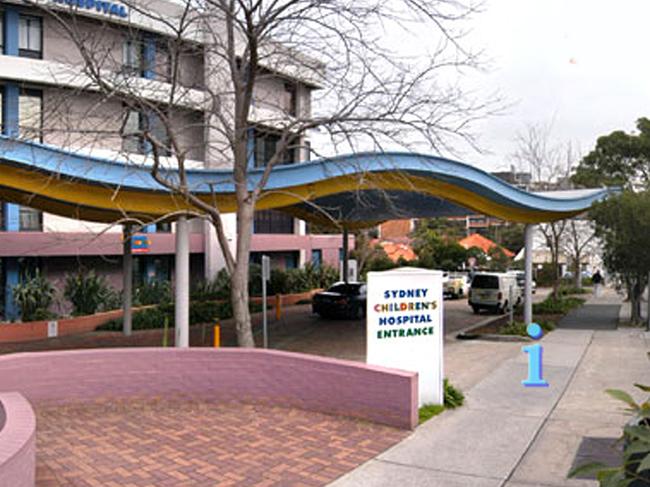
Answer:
[
  {"xmin": 419, "ymin": 404, "xmax": 445, "ymax": 423},
  {"xmin": 419, "ymin": 379, "xmax": 465, "ymax": 424}
]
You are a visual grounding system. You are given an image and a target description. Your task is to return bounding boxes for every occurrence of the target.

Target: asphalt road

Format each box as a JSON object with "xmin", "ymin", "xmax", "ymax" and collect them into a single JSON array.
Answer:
[{"xmin": 266, "ymin": 297, "xmax": 493, "ymax": 361}]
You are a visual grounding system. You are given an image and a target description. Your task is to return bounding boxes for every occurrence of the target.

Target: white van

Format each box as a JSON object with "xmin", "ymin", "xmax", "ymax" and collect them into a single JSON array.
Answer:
[{"xmin": 468, "ymin": 272, "xmax": 521, "ymax": 314}]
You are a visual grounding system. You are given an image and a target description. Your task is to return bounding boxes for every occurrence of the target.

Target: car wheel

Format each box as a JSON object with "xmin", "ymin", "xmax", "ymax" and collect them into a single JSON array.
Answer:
[
  {"xmin": 353, "ymin": 305, "xmax": 364, "ymax": 320},
  {"xmin": 472, "ymin": 305, "xmax": 480, "ymax": 314}
]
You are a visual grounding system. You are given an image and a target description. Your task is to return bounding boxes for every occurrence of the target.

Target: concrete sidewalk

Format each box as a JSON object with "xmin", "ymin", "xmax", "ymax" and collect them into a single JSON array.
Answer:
[{"xmin": 331, "ymin": 294, "xmax": 650, "ymax": 487}]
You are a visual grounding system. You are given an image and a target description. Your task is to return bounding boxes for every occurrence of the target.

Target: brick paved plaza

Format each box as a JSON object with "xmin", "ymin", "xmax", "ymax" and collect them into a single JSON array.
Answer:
[{"xmin": 34, "ymin": 397, "xmax": 407, "ymax": 487}]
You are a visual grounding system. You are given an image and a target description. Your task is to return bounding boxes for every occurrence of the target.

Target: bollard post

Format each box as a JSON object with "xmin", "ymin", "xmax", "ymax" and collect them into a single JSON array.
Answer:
[
  {"xmin": 213, "ymin": 323, "xmax": 220, "ymax": 348},
  {"xmin": 275, "ymin": 294, "xmax": 282, "ymax": 321}
]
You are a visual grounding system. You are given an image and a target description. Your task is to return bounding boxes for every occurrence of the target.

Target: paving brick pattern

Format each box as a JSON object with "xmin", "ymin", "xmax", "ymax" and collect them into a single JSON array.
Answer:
[{"xmin": 35, "ymin": 397, "xmax": 406, "ymax": 487}]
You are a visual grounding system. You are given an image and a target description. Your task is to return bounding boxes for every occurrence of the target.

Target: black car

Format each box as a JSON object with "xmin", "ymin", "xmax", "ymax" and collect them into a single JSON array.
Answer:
[{"xmin": 312, "ymin": 282, "xmax": 367, "ymax": 319}]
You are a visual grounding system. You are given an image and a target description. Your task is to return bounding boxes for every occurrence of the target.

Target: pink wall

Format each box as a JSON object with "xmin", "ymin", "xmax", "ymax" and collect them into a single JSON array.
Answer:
[
  {"xmin": 0, "ymin": 232, "xmax": 204, "ymax": 257},
  {"xmin": 0, "ymin": 348, "xmax": 418, "ymax": 430},
  {"xmin": 0, "ymin": 393, "xmax": 36, "ymax": 487}
]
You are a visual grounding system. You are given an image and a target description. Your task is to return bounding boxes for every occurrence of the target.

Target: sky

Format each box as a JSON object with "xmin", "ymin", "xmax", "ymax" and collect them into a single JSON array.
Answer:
[{"xmin": 462, "ymin": 0, "xmax": 650, "ymax": 172}]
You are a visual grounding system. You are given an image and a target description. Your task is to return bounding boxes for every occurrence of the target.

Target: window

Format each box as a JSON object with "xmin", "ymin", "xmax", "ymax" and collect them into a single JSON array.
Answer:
[
  {"xmin": 18, "ymin": 16, "xmax": 42, "ymax": 59},
  {"xmin": 121, "ymin": 109, "xmax": 171, "ymax": 156},
  {"xmin": 18, "ymin": 90, "xmax": 42, "ymax": 142},
  {"xmin": 283, "ymin": 82, "xmax": 297, "ymax": 116},
  {"xmin": 253, "ymin": 210, "xmax": 294, "ymax": 234},
  {"xmin": 252, "ymin": 128, "xmax": 297, "ymax": 167},
  {"xmin": 19, "ymin": 206, "xmax": 42, "ymax": 231},
  {"xmin": 122, "ymin": 109, "xmax": 142, "ymax": 153},
  {"xmin": 146, "ymin": 112, "xmax": 171, "ymax": 156},
  {"xmin": 311, "ymin": 249, "xmax": 322, "ymax": 268},
  {"xmin": 156, "ymin": 222, "xmax": 171, "ymax": 233},
  {"xmin": 122, "ymin": 37, "xmax": 142, "ymax": 76},
  {"xmin": 0, "ymin": 12, "xmax": 4, "ymax": 53},
  {"xmin": 155, "ymin": 40, "xmax": 172, "ymax": 82}
]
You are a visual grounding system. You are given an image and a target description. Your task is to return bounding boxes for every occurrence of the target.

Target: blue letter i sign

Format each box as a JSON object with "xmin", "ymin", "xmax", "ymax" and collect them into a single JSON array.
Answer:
[{"xmin": 522, "ymin": 323, "xmax": 549, "ymax": 387}]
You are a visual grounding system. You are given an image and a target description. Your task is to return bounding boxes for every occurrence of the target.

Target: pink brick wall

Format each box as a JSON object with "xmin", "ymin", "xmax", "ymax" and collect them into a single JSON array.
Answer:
[
  {"xmin": 0, "ymin": 393, "xmax": 36, "ymax": 487},
  {"xmin": 0, "ymin": 348, "xmax": 418, "ymax": 430}
]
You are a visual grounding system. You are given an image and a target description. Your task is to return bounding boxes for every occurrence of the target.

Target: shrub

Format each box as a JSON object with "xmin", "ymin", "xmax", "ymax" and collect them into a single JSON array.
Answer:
[
  {"xmin": 64, "ymin": 270, "xmax": 115, "ymax": 315},
  {"xmin": 419, "ymin": 380, "xmax": 465, "ymax": 424},
  {"xmin": 533, "ymin": 296, "xmax": 585, "ymax": 315},
  {"xmin": 134, "ymin": 280, "xmax": 172, "ymax": 305},
  {"xmin": 444, "ymin": 379, "xmax": 465, "ymax": 408},
  {"xmin": 570, "ymin": 384, "xmax": 649, "ymax": 485},
  {"xmin": 500, "ymin": 320, "xmax": 556, "ymax": 337},
  {"xmin": 558, "ymin": 285, "xmax": 590, "ymax": 296},
  {"xmin": 97, "ymin": 300, "xmax": 265, "ymax": 332},
  {"xmin": 12, "ymin": 270, "xmax": 55, "ymax": 322},
  {"xmin": 191, "ymin": 270, "xmax": 230, "ymax": 301}
]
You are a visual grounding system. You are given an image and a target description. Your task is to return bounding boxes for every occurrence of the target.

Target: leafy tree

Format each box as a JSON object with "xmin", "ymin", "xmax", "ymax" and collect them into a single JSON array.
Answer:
[
  {"xmin": 414, "ymin": 218, "xmax": 466, "ymax": 241},
  {"xmin": 590, "ymin": 191, "xmax": 650, "ymax": 325},
  {"xmin": 487, "ymin": 223, "xmax": 525, "ymax": 255},
  {"xmin": 486, "ymin": 246, "xmax": 510, "ymax": 272},
  {"xmin": 573, "ymin": 117, "xmax": 650, "ymax": 189},
  {"xmin": 412, "ymin": 227, "xmax": 468, "ymax": 270}
]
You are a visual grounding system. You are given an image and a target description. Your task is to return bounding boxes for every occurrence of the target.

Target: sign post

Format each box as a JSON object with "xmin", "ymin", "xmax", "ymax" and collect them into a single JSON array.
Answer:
[
  {"xmin": 366, "ymin": 267, "xmax": 444, "ymax": 405},
  {"xmin": 261, "ymin": 255, "xmax": 271, "ymax": 348}
]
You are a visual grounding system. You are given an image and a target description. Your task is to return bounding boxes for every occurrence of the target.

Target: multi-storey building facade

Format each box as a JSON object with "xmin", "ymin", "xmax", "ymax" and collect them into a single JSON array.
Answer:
[{"xmin": 0, "ymin": 0, "xmax": 344, "ymax": 320}]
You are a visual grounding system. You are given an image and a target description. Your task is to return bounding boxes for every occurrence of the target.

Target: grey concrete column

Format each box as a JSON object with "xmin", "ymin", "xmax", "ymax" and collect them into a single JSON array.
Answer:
[
  {"xmin": 175, "ymin": 216, "xmax": 190, "ymax": 348},
  {"xmin": 524, "ymin": 223, "xmax": 535, "ymax": 325},
  {"xmin": 342, "ymin": 228, "xmax": 349, "ymax": 283},
  {"xmin": 122, "ymin": 225, "xmax": 133, "ymax": 337}
]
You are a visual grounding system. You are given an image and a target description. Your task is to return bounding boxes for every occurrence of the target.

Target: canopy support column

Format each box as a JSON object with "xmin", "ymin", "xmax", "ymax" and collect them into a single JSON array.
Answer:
[
  {"xmin": 524, "ymin": 223, "xmax": 535, "ymax": 325},
  {"xmin": 122, "ymin": 224, "xmax": 133, "ymax": 337},
  {"xmin": 175, "ymin": 216, "xmax": 190, "ymax": 348},
  {"xmin": 342, "ymin": 228, "xmax": 349, "ymax": 283}
]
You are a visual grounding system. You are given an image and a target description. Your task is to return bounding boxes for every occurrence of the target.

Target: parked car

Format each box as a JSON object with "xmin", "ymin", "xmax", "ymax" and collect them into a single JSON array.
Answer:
[
  {"xmin": 507, "ymin": 271, "xmax": 536, "ymax": 294},
  {"xmin": 468, "ymin": 272, "xmax": 521, "ymax": 314},
  {"xmin": 444, "ymin": 272, "xmax": 468, "ymax": 299},
  {"xmin": 312, "ymin": 282, "xmax": 367, "ymax": 319}
]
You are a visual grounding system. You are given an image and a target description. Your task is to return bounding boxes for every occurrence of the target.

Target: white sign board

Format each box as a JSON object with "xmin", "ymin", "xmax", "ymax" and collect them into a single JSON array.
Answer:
[{"xmin": 366, "ymin": 267, "xmax": 444, "ymax": 405}]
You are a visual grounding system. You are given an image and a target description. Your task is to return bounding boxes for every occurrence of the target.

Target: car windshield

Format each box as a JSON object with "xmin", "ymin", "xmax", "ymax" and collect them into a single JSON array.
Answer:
[
  {"xmin": 471, "ymin": 275, "xmax": 499, "ymax": 289},
  {"xmin": 328, "ymin": 284, "xmax": 362, "ymax": 295}
]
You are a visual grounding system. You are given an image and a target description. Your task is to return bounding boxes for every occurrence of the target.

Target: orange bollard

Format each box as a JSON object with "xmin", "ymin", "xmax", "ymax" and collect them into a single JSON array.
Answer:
[
  {"xmin": 275, "ymin": 294, "xmax": 282, "ymax": 321},
  {"xmin": 213, "ymin": 323, "xmax": 221, "ymax": 348}
]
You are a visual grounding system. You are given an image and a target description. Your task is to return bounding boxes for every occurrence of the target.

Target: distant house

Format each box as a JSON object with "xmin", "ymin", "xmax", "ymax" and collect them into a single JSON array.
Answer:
[
  {"xmin": 371, "ymin": 240, "xmax": 417, "ymax": 262},
  {"xmin": 458, "ymin": 233, "xmax": 514, "ymax": 258}
]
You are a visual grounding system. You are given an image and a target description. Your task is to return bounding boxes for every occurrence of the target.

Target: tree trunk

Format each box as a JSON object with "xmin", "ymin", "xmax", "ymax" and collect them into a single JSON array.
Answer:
[
  {"xmin": 231, "ymin": 201, "xmax": 256, "ymax": 347},
  {"xmin": 574, "ymin": 256, "xmax": 581, "ymax": 289},
  {"xmin": 631, "ymin": 280, "xmax": 642, "ymax": 325}
]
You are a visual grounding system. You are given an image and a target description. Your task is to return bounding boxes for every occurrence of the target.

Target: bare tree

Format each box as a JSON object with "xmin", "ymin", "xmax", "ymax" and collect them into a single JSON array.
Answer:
[
  {"xmin": 25, "ymin": 0, "xmax": 495, "ymax": 346},
  {"xmin": 562, "ymin": 219, "xmax": 598, "ymax": 289}
]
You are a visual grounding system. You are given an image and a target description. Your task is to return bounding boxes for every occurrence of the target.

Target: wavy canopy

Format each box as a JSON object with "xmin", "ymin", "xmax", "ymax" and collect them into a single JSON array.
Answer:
[{"xmin": 0, "ymin": 136, "xmax": 615, "ymax": 227}]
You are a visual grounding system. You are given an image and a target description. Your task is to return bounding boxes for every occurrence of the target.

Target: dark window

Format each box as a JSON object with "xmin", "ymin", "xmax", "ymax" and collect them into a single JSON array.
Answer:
[
  {"xmin": 253, "ymin": 210, "xmax": 294, "ymax": 234},
  {"xmin": 156, "ymin": 222, "xmax": 171, "ymax": 233},
  {"xmin": 0, "ymin": 12, "xmax": 4, "ymax": 53},
  {"xmin": 328, "ymin": 283, "xmax": 363, "ymax": 295},
  {"xmin": 283, "ymin": 82, "xmax": 297, "ymax": 116},
  {"xmin": 311, "ymin": 249, "xmax": 322, "ymax": 268},
  {"xmin": 19, "ymin": 206, "xmax": 42, "ymax": 231},
  {"xmin": 18, "ymin": 16, "xmax": 42, "ymax": 59},
  {"xmin": 471, "ymin": 274, "xmax": 499, "ymax": 289},
  {"xmin": 252, "ymin": 128, "xmax": 298, "ymax": 167}
]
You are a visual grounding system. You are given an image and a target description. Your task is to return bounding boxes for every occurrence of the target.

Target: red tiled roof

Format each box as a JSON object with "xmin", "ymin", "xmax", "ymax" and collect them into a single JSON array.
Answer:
[
  {"xmin": 371, "ymin": 239, "xmax": 417, "ymax": 262},
  {"xmin": 458, "ymin": 233, "xmax": 514, "ymax": 257}
]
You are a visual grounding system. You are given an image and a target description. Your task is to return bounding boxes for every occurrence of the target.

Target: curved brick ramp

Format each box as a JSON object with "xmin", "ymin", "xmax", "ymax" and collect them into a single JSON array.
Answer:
[{"xmin": 0, "ymin": 348, "xmax": 417, "ymax": 486}]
